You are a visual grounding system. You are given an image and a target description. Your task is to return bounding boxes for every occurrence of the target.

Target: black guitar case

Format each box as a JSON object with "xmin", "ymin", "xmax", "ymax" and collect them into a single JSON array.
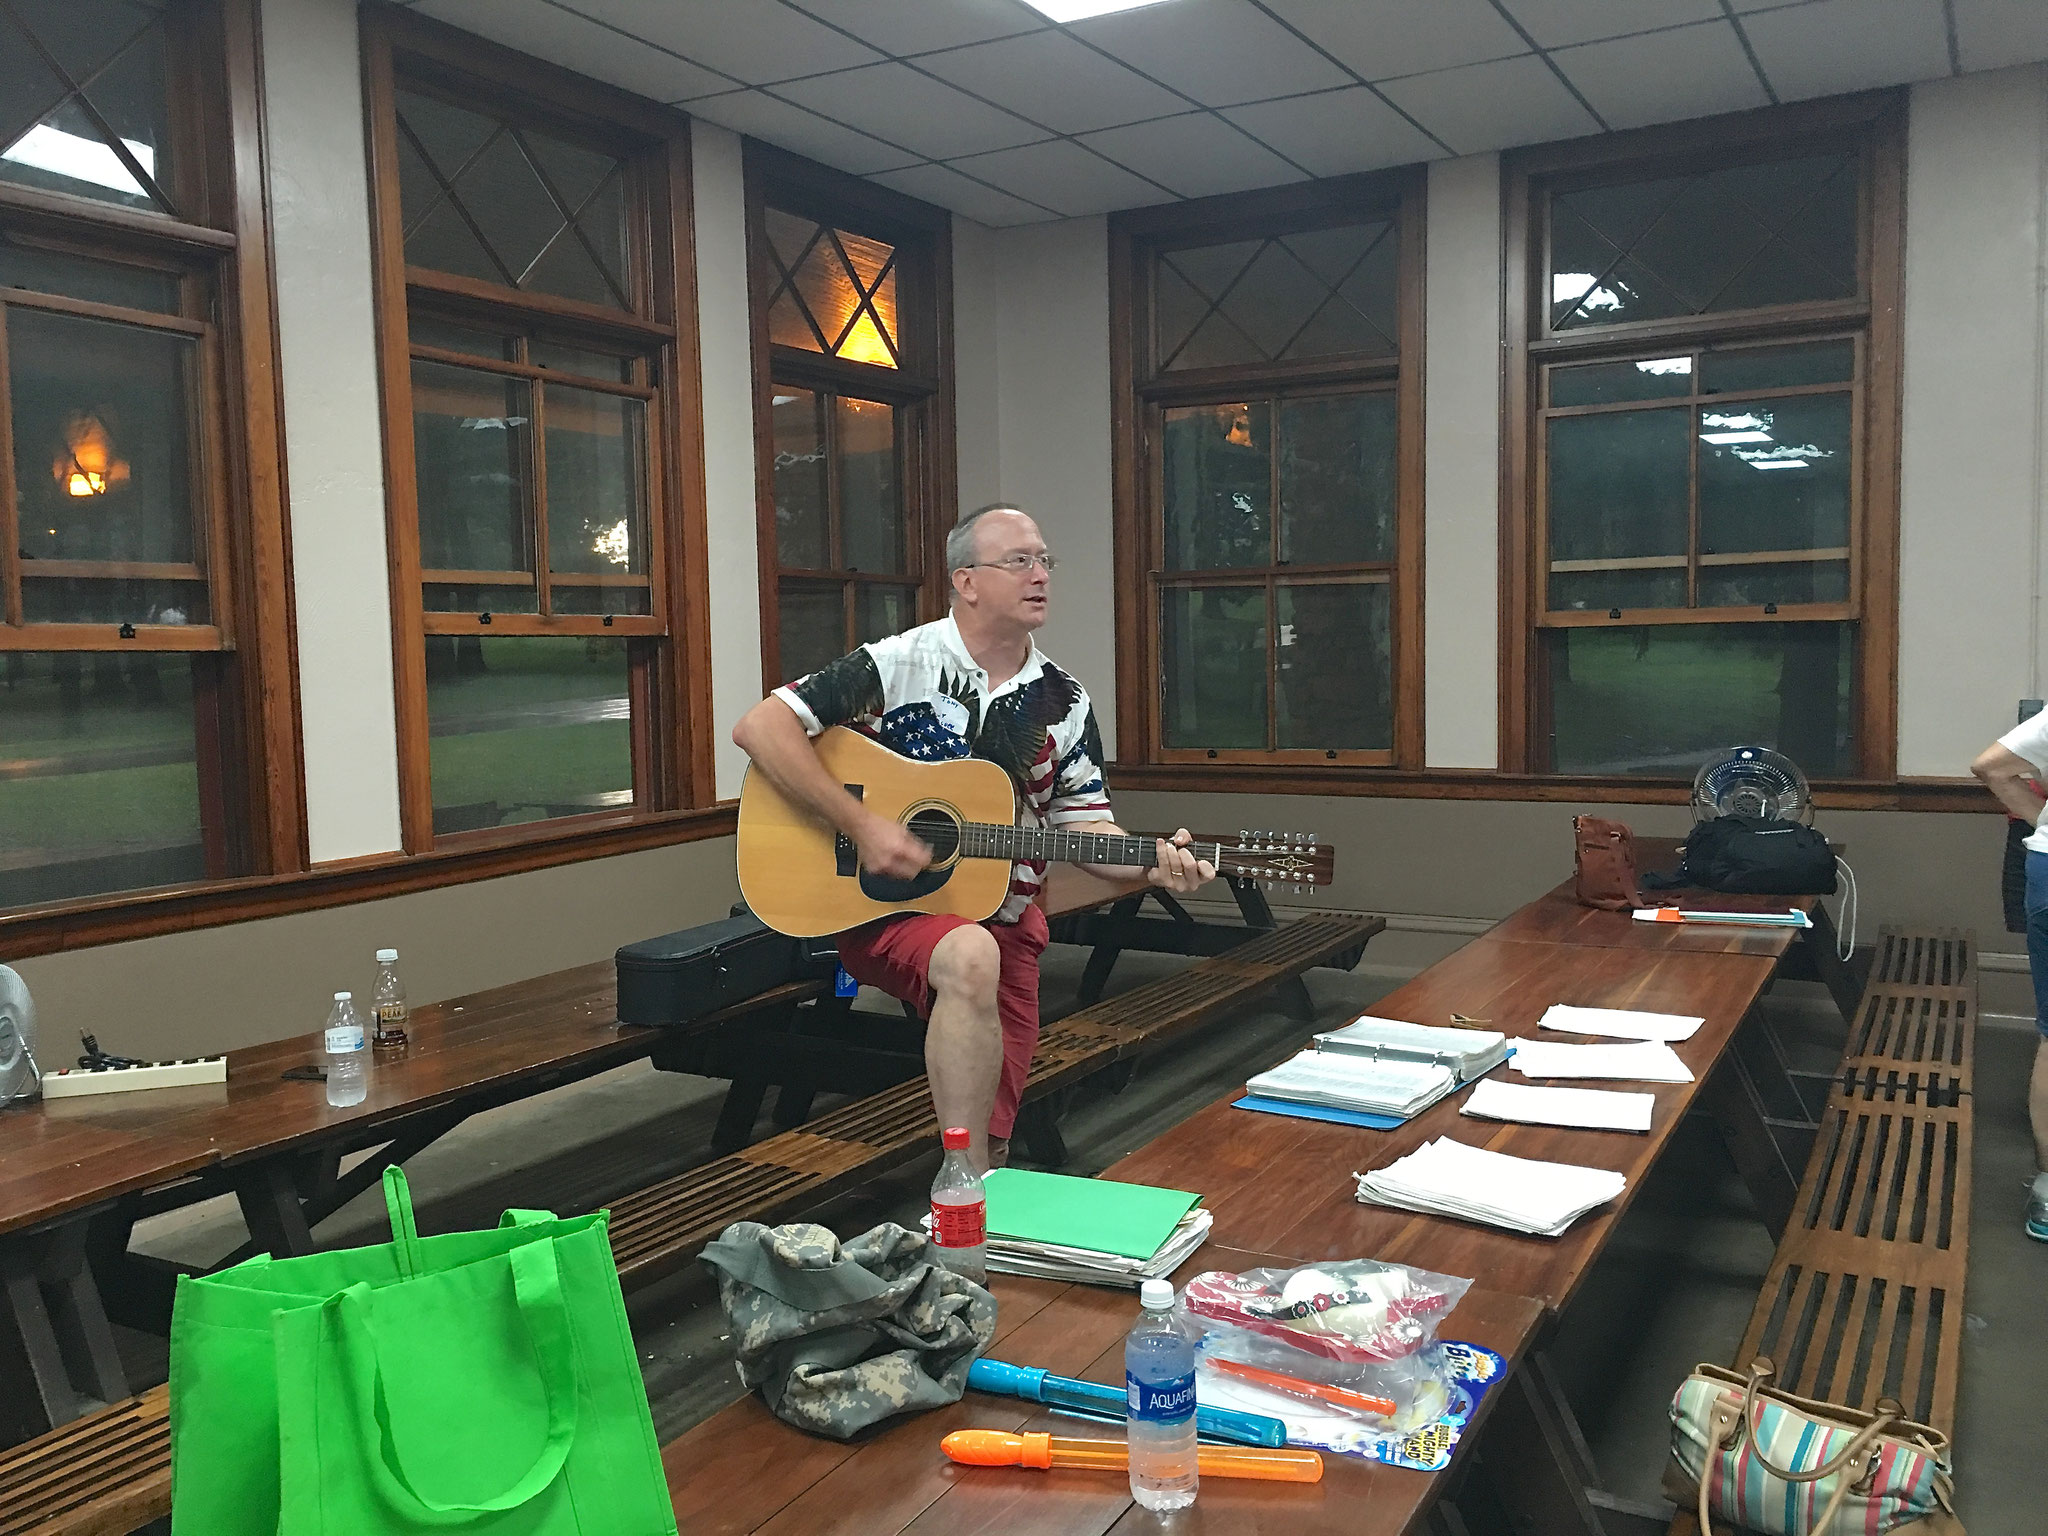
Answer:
[{"xmin": 615, "ymin": 905, "xmax": 838, "ymax": 1027}]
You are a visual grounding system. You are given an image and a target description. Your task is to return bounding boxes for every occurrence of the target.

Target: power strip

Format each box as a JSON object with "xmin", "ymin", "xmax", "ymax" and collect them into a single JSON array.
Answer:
[{"xmin": 40, "ymin": 1056, "xmax": 228, "ymax": 1099}]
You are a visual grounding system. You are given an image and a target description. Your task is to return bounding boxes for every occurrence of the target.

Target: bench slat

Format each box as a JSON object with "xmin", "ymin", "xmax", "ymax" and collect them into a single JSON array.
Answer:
[{"xmin": 0, "ymin": 1386, "xmax": 168, "ymax": 1536}]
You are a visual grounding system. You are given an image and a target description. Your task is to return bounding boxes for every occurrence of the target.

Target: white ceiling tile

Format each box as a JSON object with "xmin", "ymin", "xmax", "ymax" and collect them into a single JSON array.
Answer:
[
  {"xmin": 1552, "ymin": 20, "xmax": 1768, "ymax": 130},
  {"xmin": 685, "ymin": 90, "xmax": 924, "ymax": 174},
  {"xmin": 1953, "ymin": 0, "xmax": 2048, "ymax": 73},
  {"xmin": 1261, "ymin": 0, "xmax": 1529, "ymax": 82},
  {"xmin": 1496, "ymin": 0, "xmax": 1724, "ymax": 49},
  {"xmin": 1067, "ymin": 0, "xmax": 1352, "ymax": 107},
  {"xmin": 945, "ymin": 138, "xmax": 1169, "ymax": 216},
  {"xmin": 868, "ymin": 162, "xmax": 1051, "ymax": 226},
  {"xmin": 783, "ymin": 0, "xmax": 1047, "ymax": 56},
  {"xmin": 1742, "ymin": 0, "xmax": 1951, "ymax": 101},
  {"xmin": 412, "ymin": 0, "xmax": 734, "ymax": 100},
  {"xmin": 1222, "ymin": 86, "xmax": 1447, "ymax": 177},
  {"xmin": 1078, "ymin": 112, "xmax": 1307, "ymax": 199},
  {"xmin": 772, "ymin": 62, "xmax": 1049, "ymax": 157},
  {"xmin": 1378, "ymin": 53, "xmax": 1600, "ymax": 154},
  {"xmin": 562, "ymin": 0, "xmax": 882, "ymax": 84},
  {"xmin": 917, "ymin": 31, "xmax": 1188, "ymax": 134}
]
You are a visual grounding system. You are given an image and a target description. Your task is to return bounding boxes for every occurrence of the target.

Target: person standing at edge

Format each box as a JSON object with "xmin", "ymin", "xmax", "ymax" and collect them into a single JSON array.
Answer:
[
  {"xmin": 733, "ymin": 504, "xmax": 1215, "ymax": 1172},
  {"xmin": 1973, "ymin": 716, "xmax": 2048, "ymax": 1240}
]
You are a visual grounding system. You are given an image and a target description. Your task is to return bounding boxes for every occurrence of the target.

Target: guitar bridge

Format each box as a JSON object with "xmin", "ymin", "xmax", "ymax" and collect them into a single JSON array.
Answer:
[{"xmin": 835, "ymin": 783, "xmax": 863, "ymax": 876}]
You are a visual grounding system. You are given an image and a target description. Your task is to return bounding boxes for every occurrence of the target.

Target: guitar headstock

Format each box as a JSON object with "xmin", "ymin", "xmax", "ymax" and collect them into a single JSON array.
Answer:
[{"xmin": 1211, "ymin": 830, "xmax": 1336, "ymax": 895}]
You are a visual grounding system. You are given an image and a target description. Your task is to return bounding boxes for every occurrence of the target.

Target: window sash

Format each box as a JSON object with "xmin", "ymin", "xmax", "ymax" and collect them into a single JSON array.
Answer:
[{"xmin": 1533, "ymin": 335, "xmax": 1864, "ymax": 628}]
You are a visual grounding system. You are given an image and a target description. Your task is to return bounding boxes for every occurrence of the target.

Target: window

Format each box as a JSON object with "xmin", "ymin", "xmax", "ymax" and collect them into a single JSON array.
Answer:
[
  {"xmin": 1111, "ymin": 173, "xmax": 1424, "ymax": 767},
  {"xmin": 1506, "ymin": 100, "xmax": 1903, "ymax": 780},
  {"xmin": 0, "ymin": 0, "xmax": 295, "ymax": 912},
  {"xmin": 364, "ymin": 13, "xmax": 709, "ymax": 848},
  {"xmin": 747, "ymin": 144, "xmax": 952, "ymax": 689}
]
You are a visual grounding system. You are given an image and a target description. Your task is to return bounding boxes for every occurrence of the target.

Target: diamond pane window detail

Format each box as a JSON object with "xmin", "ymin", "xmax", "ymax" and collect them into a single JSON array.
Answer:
[
  {"xmin": 1155, "ymin": 221, "xmax": 1396, "ymax": 372},
  {"xmin": 763, "ymin": 207, "xmax": 901, "ymax": 369},
  {"xmin": 1549, "ymin": 153, "xmax": 1858, "ymax": 331},
  {"xmin": 0, "ymin": 0, "xmax": 176, "ymax": 214},
  {"xmin": 395, "ymin": 88, "xmax": 630, "ymax": 311}
]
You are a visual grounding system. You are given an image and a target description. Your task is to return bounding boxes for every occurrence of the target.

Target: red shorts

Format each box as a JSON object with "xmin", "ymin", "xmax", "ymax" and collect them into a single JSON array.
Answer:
[{"xmin": 833, "ymin": 904, "xmax": 1049, "ymax": 1139}]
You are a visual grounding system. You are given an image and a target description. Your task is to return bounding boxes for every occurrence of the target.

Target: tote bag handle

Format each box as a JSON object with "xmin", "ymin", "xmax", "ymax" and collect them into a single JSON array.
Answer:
[
  {"xmin": 382, "ymin": 1166, "xmax": 425, "ymax": 1278},
  {"xmin": 334, "ymin": 1239, "xmax": 579, "ymax": 1522}
]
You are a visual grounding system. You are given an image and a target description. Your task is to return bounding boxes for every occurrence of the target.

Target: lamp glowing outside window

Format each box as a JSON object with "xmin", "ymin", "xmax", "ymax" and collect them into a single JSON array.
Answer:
[{"xmin": 52, "ymin": 414, "xmax": 129, "ymax": 498}]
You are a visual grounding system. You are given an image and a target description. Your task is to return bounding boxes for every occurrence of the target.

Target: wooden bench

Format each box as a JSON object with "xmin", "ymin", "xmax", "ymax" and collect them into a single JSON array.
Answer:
[
  {"xmin": 0, "ymin": 1386, "xmax": 167, "ymax": 1536},
  {"xmin": 1, "ymin": 910, "xmax": 1377, "ymax": 1536},
  {"xmin": 1665, "ymin": 926, "xmax": 1976, "ymax": 1535}
]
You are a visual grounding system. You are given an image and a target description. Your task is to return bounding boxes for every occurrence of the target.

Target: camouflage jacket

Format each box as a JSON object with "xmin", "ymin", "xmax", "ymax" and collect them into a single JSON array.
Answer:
[{"xmin": 701, "ymin": 1220, "xmax": 996, "ymax": 1440}]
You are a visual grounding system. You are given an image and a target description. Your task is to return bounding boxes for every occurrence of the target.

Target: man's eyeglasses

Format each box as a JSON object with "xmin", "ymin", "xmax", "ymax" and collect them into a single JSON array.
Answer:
[{"xmin": 966, "ymin": 553, "xmax": 1057, "ymax": 575}]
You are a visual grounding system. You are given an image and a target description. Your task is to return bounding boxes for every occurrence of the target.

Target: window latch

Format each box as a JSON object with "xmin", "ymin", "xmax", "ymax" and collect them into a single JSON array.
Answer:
[
  {"xmin": 118, "ymin": 622, "xmax": 136, "ymax": 639},
  {"xmin": 478, "ymin": 611, "xmax": 492, "ymax": 625},
  {"xmin": 1607, "ymin": 607, "xmax": 1622, "ymax": 620}
]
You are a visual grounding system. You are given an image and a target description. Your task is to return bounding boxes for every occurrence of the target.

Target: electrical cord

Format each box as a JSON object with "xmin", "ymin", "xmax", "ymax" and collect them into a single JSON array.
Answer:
[{"xmin": 1834, "ymin": 856, "xmax": 1858, "ymax": 963}]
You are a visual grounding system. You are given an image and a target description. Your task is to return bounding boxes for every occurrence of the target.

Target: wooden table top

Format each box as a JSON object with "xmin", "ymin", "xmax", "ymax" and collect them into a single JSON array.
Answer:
[
  {"xmin": 0, "ymin": 875, "xmax": 1165, "ymax": 1240},
  {"xmin": 664, "ymin": 1244, "xmax": 1544, "ymax": 1536},
  {"xmin": 1104, "ymin": 934, "xmax": 1777, "ymax": 1317}
]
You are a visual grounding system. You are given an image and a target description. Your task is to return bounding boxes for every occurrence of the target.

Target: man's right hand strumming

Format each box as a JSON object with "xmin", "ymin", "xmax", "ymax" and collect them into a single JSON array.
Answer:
[{"xmin": 857, "ymin": 814, "xmax": 934, "ymax": 879}]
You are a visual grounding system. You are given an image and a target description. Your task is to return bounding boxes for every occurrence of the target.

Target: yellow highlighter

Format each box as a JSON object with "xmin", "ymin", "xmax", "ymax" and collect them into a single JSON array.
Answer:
[{"xmin": 942, "ymin": 1429, "xmax": 1323, "ymax": 1483}]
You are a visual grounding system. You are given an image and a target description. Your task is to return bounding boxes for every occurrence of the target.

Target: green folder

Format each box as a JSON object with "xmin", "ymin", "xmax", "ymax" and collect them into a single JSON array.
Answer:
[{"xmin": 981, "ymin": 1169, "xmax": 1203, "ymax": 1261}]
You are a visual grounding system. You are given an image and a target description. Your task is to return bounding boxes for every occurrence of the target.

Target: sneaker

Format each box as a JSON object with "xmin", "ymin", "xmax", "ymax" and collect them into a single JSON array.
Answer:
[{"xmin": 2029, "ymin": 1194, "xmax": 2048, "ymax": 1243}]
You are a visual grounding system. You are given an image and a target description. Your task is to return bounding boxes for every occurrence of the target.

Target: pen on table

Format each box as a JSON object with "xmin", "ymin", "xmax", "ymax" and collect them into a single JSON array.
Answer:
[{"xmin": 1206, "ymin": 1357, "xmax": 1397, "ymax": 1418}]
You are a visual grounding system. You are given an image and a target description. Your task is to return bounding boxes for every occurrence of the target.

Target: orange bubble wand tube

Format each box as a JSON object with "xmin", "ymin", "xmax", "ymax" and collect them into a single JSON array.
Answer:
[{"xmin": 942, "ymin": 1430, "xmax": 1322, "ymax": 1483}]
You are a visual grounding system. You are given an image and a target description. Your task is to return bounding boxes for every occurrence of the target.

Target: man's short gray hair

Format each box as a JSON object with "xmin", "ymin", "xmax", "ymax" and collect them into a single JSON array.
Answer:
[{"xmin": 946, "ymin": 503, "xmax": 1025, "ymax": 575}]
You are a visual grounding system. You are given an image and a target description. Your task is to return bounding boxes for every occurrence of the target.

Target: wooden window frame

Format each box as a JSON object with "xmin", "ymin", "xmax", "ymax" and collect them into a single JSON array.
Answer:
[
  {"xmin": 0, "ymin": 0, "xmax": 302, "ymax": 905},
  {"xmin": 1501, "ymin": 92, "xmax": 1906, "ymax": 781},
  {"xmin": 1110, "ymin": 169, "xmax": 1427, "ymax": 772},
  {"xmin": 742, "ymin": 140, "xmax": 954, "ymax": 692},
  {"xmin": 361, "ymin": 6, "xmax": 715, "ymax": 855}
]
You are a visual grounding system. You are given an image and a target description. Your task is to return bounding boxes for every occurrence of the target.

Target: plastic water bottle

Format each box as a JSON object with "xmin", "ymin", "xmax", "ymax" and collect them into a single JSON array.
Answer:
[
  {"xmin": 323, "ymin": 992, "xmax": 367, "ymax": 1108},
  {"xmin": 369, "ymin": 948, "xmax": 410, "ymax": 1054},
  {"xmin": 929, "ymin": 1126, "xmax": 987, "ymax": 1285},
  {"xmin": 1126, "ymin": 1279, "xmax": 1198, "ymax": 1511}
]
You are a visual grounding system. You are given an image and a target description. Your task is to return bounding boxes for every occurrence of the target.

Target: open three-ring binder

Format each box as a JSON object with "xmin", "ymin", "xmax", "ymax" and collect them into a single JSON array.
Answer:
[{"xmin": 1240, "ymin": 1017, "xmax": 1513, "ymax": 1123}]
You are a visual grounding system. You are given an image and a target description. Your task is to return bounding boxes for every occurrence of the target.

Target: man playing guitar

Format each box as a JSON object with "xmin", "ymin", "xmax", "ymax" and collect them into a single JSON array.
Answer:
[{"xmin": 733, "ymin": 504, "xmax": 1215, "ymax": 1171}]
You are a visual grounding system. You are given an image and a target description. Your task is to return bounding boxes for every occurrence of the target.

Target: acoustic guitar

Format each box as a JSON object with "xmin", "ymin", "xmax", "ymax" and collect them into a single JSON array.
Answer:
[{"xmin": 737, "ymin": 726, "xmax": 1336, "ymax": 937}]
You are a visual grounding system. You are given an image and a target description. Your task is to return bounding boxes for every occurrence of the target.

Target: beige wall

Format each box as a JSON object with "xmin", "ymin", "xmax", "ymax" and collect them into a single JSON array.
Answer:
[
  {"xmin": 11, "ymin": 837, "xmax": 740, "ymax": 1060},
  {"xmin": 263, "ymin": 0, "xmax": 403, "ymax": 861},
  {"xmin": 1897, "ymin": 65, "xmax": 2048, "ymax": 774}
]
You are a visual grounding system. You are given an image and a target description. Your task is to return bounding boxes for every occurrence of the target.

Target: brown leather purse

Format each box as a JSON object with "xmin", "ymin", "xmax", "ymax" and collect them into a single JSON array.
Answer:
[{"xmin": 1573, "ymin": 815, "xmax": 1641, "ymax": 911}]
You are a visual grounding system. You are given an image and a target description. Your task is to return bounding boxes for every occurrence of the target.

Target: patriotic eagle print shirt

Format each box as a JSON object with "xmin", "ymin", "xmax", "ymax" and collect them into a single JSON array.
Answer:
[{"xmin": 772, "ymin": 614, "xmax": 1114, "ymax": 924}]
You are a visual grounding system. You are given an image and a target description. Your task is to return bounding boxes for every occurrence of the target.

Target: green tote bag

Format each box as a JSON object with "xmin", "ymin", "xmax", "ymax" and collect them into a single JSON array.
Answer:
[{"xmin": 169, "ymin": 1167, "xmax": 677, "ymax": 1536}]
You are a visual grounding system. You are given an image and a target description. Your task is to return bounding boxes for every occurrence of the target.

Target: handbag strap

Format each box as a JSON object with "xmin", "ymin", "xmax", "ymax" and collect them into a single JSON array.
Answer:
[
  {"xmin": 333, "ymin": 1238, "xmax": 578, "ymax": 1522},
  {"xmin": 1697, "ymin": 1455, "xmax": 1859, "ymax": 1536},
  {"xmin": 1735, "ymin": 1364, "xmax": 1899, "ymax": 1485},
  {"xmin": 383, "ymin": 1166, "xmax": 422, "ymax": 1279}
]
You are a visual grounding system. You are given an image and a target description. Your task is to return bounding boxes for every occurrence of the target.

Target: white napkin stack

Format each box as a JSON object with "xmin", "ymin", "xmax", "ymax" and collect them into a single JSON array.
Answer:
[{"xmin": 1352, "ymin": 1136, "xmax": 1627, "ymax": 1237}]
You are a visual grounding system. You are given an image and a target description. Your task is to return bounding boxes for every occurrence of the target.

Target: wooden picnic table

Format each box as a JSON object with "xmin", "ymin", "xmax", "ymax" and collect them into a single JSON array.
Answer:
[{"xmin": 664, "ymin": 1245, "xmax": 1545, "ymax": 1536}]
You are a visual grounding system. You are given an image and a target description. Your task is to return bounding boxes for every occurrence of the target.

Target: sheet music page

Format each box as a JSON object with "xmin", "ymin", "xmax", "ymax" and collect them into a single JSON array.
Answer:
[
  {"xmin": 1537, "ymin": 1004, "xmax": 1704, "ymax": 1042},
  {"xmin": 1460, "ymin": 1078, "xmax": 1654, "ymax": 1132}
]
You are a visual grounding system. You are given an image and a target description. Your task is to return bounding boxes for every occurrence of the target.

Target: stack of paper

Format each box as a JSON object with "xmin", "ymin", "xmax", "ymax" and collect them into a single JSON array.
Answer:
[
  {"xmin": 1314, "ymin": 1017, "xmax": 1512, "ymax": 1080},
  {"xmin": 1460, "ymin": 1079, "xmax": 1654, "ymax": 1133},
  {"xmin": 1510, "ymin": 1039, "xmax": 1693, "ymax": 1083},
  {"xmin": 1352, "ymin": 1137, "xmax": 1627, "ymax": 1236},
  {"xmin": 1246, "ymin": 1050, "xmax": 1455, "ymax": 1117},
  {"xmin": 1538, "ymin": 1004, "xmax": 1704, "ymax": 1043},
  {"xmin": 968, "ymin": 1170, "xmax": 1210, "ymax": 1289}
]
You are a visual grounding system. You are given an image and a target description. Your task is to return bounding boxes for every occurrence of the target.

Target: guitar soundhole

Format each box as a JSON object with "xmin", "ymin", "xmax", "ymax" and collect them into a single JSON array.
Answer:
[{"xmin": 908, "ymin": 808, "xmax": 961, "ymax": 863}]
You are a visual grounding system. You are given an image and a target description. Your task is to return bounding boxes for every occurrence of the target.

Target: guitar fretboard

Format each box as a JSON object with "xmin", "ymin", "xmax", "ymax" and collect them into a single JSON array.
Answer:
[{"xmin": 956, "ymin": 824, "xmax": 1221, "ymax": 870}]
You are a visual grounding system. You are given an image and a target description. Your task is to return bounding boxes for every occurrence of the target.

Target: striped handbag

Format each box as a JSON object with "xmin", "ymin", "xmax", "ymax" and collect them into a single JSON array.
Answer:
[{"xmin": 1665, "ymin": 1361, "xmax": 1961, "ymax": 1535}]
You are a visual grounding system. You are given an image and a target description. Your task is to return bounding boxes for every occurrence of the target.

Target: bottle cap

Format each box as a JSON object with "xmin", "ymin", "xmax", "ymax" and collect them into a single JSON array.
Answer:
[
  {"xmin": 1140, "ymin": 1279, "xmax": 1175, "ymax": 1310},
  {"xmin": 376, "ymin": 949, "xmax": 398, "ymax": 964},
  {"xmin": 940, "ymin": 1126, "xmax": 970, "ymax": 1151},
  {"xmin": 334, "ymin": 991, "xmax": 350, "ymax": 1001}
]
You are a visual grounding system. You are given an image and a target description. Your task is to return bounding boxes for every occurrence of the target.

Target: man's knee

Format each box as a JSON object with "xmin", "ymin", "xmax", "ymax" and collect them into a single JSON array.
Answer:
[{"xmin": 929, "ymin": 925, "xmax": 1001, "ymax": 1002}]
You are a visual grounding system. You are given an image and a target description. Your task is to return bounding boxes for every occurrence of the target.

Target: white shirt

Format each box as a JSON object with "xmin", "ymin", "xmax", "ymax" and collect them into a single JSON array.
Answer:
[
  {"xmin": 1997, "ymin": 710, "xmax": 2048, "ymax": 853},
  {"xmin": 773, "ymin": 614, "xmax": 1114, "ymax": 923}
]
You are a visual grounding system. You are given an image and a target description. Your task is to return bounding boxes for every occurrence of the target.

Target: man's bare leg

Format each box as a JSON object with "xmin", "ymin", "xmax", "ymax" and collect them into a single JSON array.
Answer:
[
  {"xmin": 2032, "ymin": 1036, "xmax": 2048, "ymax": 1171},
  {"xmin": 926, "ymin": 926, "xmax": 1004, "ymax": 1172}
]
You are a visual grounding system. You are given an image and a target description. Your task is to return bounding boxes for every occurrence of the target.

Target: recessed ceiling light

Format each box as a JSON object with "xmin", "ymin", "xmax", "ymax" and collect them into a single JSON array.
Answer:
[{"xmin": 1024, "ymin": 0, "xmax": 1178, "ymax": 22}]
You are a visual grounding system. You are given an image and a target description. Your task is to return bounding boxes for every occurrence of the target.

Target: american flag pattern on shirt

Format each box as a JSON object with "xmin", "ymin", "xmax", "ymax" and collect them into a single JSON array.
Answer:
[{"xmin": 773, "ymin": 615, "xmax": 1113, "ymax": 924}]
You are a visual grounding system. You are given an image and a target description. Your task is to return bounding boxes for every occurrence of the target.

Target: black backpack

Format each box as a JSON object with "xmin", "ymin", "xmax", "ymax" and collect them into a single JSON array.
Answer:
[{"xmin": 1646, "ymin": 815, "xmax": 1837, "ymax": 896}]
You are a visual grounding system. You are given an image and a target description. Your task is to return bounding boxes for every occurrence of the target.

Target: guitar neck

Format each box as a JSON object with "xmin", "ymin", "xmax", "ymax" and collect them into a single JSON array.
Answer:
[{"xmin": 958, "ymin": 823, "xmax": 1214, "ymax": 870}]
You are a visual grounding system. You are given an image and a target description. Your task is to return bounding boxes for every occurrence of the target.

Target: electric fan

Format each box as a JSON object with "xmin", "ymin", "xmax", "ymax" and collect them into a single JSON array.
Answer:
[
  {"xmin": 1691, "ymin": 746, "xmax": 1812, "ymax": 824},
  {"xmin": 0, "ymin": 965, "xmax": 38, "ymax": 1106}
]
